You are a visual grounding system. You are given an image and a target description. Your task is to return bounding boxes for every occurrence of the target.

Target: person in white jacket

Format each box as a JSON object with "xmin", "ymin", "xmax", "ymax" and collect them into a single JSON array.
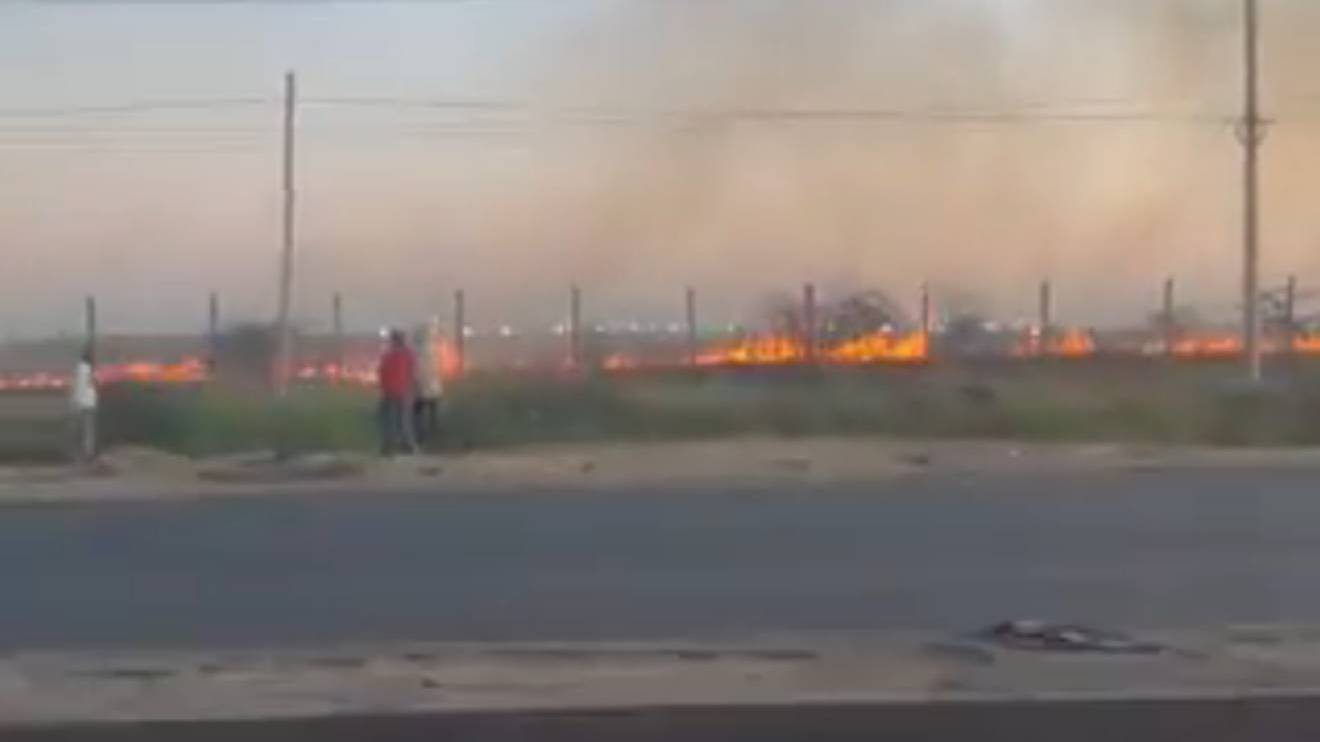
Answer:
[
  {"xmin": 70, "ymin": 351, "xmax": 98, "ymax": 463},
  {"xmin": 412, "ymin": 324, "xmax": 444, "ymax": 446}
]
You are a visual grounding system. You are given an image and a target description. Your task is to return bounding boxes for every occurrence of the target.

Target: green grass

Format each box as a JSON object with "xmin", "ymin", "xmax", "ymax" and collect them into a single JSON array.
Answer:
[
  {"xmin": 99, "ymin": 384, "xmax": 377, "ymax": 457},
  {"xmin": 61, "ymin": 359, "xmax": 1320, "ymax": 457}
]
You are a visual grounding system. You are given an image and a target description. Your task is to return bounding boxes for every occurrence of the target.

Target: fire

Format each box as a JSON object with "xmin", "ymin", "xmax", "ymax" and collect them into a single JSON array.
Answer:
[
  {"xmin": 97, "ymin": 356, "xmax": 208, "ymax": 385},
  {"xmin": 0, "ymin": 335, "xmax": 467, "ymax": 392},
  {"xmin": 1291, "ymin": 334, "xmax": 1320, "ymax": 354},
  {"xmin": 697, "ymin": 335, "xmax": 804, "ymax": 367},
  {"xmin": 1014, "ymin": 328, "xmax": 1097, "ymax": 358},
  {"xmin": 692, "ymin": 330, "xmax": 929, "ymax": 368},
  {"xmin": 602, "ymin": 353, "xmax": 642, "ymax": 371},
  {"xmin": 1162, "ymin": 333, "xmax": 1320, "ymax": 358},
  {"xmin": 0, "ymin": 372, "xmax": 67, "ymax": 392},
  {"xmin": 1172, "ymin": 335, "xmax": 1242, "ymax": 359},
  {"xmin": 826, "ymin": 331, "xmax": 929, "ymax": 365},
  {"xmin": 0, "ymin": 357, "xmax": 209, "ymax": 391},
  {"xmin": 1142, "ymin": 332, "xmax": 1320, "ymax": 358},
  {"xmin": 295, "ymin": 362, "xmax": 378, "ymax": 385},
  {"xmin": 436, "ymin": 337, "xmax": 462, "ymax": 380},
  {"xmin": 292, "ymin": 335, "xmax": 461, "ymax": 386}
]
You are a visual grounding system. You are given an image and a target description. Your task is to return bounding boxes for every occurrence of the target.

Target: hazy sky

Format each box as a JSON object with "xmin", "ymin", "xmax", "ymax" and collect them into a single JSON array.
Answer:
[{"xmin": 2, "ymin": 0, "xmax": 1319, "ymax": 337}]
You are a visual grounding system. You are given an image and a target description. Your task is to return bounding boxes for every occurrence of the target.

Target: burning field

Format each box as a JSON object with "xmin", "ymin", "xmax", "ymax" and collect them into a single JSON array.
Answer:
[
  {"xmin": 6, "ymin": 282, "xmax": 1320, "ymax": 392},
  {"xmin": 6, "ymin": 285, "xmax": 1320, "ymax": 461}
]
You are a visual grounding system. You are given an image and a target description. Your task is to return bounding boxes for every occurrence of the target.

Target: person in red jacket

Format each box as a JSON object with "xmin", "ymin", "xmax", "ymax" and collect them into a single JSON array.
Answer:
[{"xmin": 377, "ymin": 329, "xmax": 418, "ymax": 456}]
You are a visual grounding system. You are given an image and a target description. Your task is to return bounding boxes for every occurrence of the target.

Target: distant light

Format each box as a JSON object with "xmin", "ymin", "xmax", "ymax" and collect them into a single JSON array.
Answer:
[
  {"xmin": 666, "ymin": 322, "xmax": 682, "ymax": 334},
  {"xmin": 378, "ymin": 327, "xmax": 390, "ymax": 339},
  {"xmin": 551, "ymin": 323, "xmax": 566, "ymax": 336},
  {"xmin": 499, "ymin": 325, "xmax": 514, "ymax": 337},
  {"xmin": 627, "ymin": 321, "xmax": 641, "ymax": 333},
  {"xmin": 594, "ymin": 324, "xmax": 607, "ymax": 334},
  {"xmin": 462, "ymin": 325, "xmax": 476, "ymax": 338}
]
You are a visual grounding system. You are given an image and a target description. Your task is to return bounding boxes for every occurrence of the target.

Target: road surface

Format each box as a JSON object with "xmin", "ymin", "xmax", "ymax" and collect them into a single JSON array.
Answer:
[
  {"xmin": 6, "ymin": 698, "xmax": 1318, "ymax": 742},
  {"xmin": 2, "ymin": 466, "xmax": 1317, "ymax": 649}
]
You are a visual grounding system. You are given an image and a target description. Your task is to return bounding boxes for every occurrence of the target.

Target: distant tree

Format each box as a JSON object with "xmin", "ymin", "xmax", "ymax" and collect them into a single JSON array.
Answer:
[{"xmin": 821, "ymin": 290, "xmax": 910, "ymax": 341}]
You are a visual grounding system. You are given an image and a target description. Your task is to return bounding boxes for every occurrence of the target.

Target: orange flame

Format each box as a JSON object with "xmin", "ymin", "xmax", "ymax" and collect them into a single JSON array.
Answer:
[
  {"xmin": 1173, "ymin": 335, "xmax": 1242, "ymax": 358},
  {"xmin": 826, "ymin": 331, "xmax": 929, "ymax": 365},
  {"xmin": 1013, "ymin": 328, "xmax": 1097, "ymax": 358},
  {"xmin": 692, "ymin": 330, "xmax": 929, "ymax": 368},
  {"xmin": 698, "ymin": 335, "xmax": 805, "ymax": 366},
  {"xmin": 1293, "ymin": 334, "xmax": 1320, "ymax": 354},
  {"xmin": 602, "ymin": 353, "xmax": 643, "ymax": 371},
  {"xmin": 97, "ymin": 356, "xmax": 208, "ymax": 385}
]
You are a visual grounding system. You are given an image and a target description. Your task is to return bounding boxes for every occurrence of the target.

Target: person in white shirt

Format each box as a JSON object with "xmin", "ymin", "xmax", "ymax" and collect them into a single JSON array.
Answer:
[
  {"xmin": 412, "ymin": 324, "xmax": 444, "ymax": 446},
  {"xmin": 70, "ymin": 351, "xmax": 98, "ymax": 463}
]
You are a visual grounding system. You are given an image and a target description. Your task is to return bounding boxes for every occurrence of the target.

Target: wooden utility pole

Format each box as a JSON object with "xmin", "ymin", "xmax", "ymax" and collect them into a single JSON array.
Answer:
[
  {"xmin": 207, "ymin": 291, "xmax": 220, "ymax": 370},
  {"xmin": 1241, "ymin": 0, "xmax": 1264, "ymax": 381},
  {"xmin": 83, "ymin": 295, "xmax": 97, "ymax": 365},
  {"xmin": 1162, "ymin": 277, "xmax": 1176, "ymax": 357},
  {"xmin": 452, "ymin": 289, "xmax": 466, "ymax": 377},
  {"xmin": 569, "ymin": 284, "xmax": 583, "ymax": 369},
  {"xmin": 920, "ymin": 283, "xmax": 932, "ymax": 339},
  {"xmin": 274, "ymin": 70, "xmax": 298, "ymax": 396},
  {"xmin": 685, "ymin": 286, "xmax": 698, "ymax": 367},
  {"xmin": 802, "ymin": 283, "xmax": 818, "ymax": 363},
  {"xmin": 332, "ymin": 292, "xmax": 344, "ymax": 382},
  {"xmin": 1038, "ymin": 280, "xmax": 1053, "ymax": 354},
  {"xmin": 1285, "ymin": 275, "xmax": 1298, "ymax": 358}
]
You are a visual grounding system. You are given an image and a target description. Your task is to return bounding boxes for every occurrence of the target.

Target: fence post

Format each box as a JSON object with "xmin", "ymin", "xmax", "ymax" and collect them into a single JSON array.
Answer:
[
  {"xmin": 569, "ymin": 284, "xmax": 583, "ymax": 369},
  {"xmin": 685, "ymin": 286, "xmax": 698, "ymax": 367},
  {"xmin": 452, "ymin": 289, "xmax": 466, "ymax": 378},
  {"xmin": 802, "ymin": 283, "xmax": 818, "ymax": 363},
  {"xmin": 84, "ymin": 295, "xmax": 97, "ymax": 365},
  {"xmin": 1038, "ymin": 280, "xmax": 1053, "ymax": 356},
  {"xmin": 332, "ymin": 292, "xmax": 344, "ymax": 383},
  {"xmin": 1163, "ymin": 277, "xmax": 1176, "ymax": 358},
  {"xmin": 207, "ymin": 291, "xmax": 220, "ymax": 371}
]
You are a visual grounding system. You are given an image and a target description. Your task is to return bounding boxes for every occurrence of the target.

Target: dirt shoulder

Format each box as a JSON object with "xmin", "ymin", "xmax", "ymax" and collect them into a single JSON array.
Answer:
[
  {"xmin": 5, "ymin": 626, "xmax": 1320, "ymax": 725},
  {"xmin": 1, "ymin": 437, "xmax": 1319, "ymax": 505}
]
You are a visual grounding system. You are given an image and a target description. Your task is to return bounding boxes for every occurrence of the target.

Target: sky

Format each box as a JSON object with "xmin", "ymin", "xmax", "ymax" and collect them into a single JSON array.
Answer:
[{"xmin": 1, "ymin": 0, "xmax": 1319, "ymax": 337}]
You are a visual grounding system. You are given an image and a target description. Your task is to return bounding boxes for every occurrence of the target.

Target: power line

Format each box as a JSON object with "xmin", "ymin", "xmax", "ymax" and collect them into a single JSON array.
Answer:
[
  {"xmin": 0, "ymin": 98, "xmax": 272, "ymax": 118},
  {"xmin": 0, "ymin": 92, "xmax": 1237, "ymax": 123}
]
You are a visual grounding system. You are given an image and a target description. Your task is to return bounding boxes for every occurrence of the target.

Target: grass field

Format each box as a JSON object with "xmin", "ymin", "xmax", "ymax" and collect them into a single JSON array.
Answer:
[
  {"xmin": 6, "ymin": 359, "xmax": 1320, "ymax": 461},
  {"xmin": 75, "ymin": 359, "xmax": 1320, "ymax": 457}
]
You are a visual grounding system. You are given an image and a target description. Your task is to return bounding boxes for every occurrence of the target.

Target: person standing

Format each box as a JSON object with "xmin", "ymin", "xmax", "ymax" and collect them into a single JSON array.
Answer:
[
  {"xmin": 70, "ymin": 351, "xmax": 98, "ymax": 463},
  {"xmin": 376, "ymin": 329, "xmax": 417, "ymax": 456},
  {"xmin": 412, "ymin": 324, "xmax": 444, "ymax": 447}
]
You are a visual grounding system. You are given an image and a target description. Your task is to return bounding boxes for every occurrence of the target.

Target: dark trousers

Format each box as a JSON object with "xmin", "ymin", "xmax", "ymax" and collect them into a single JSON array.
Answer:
[
  {"xmin": 413, "ymin": 397, "xmax": 440, "ymax": 445},
  {"xmin": 378, "ymin": 396, "xmax": 416, "ymax": 455}
]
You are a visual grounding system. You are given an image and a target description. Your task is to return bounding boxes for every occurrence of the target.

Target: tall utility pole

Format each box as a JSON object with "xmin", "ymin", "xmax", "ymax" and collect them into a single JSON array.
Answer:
[
  {"xmin": 1241, "ymin": 0, "xmax": 1263, "ymax": 382},
  {"xmin": 274, "ymin": 70, "xmax": 298, "ymax": 396}
]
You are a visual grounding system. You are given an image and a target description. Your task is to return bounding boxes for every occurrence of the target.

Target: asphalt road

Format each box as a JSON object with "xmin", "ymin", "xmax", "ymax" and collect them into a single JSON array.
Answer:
[
  {"xmin": 8, "ymin": 698, "xmax": 1319, "ymax": 742},
  {"xmin": 3, "ymin": 467, "xmax": 1318, "ymax": 649}
]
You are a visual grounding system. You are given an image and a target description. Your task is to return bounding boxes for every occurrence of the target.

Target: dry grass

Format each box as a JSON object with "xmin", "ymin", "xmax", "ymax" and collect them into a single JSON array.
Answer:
[{"xmin": 7, "ymin": 358, "xmax": 1320, "ymax": 461}]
